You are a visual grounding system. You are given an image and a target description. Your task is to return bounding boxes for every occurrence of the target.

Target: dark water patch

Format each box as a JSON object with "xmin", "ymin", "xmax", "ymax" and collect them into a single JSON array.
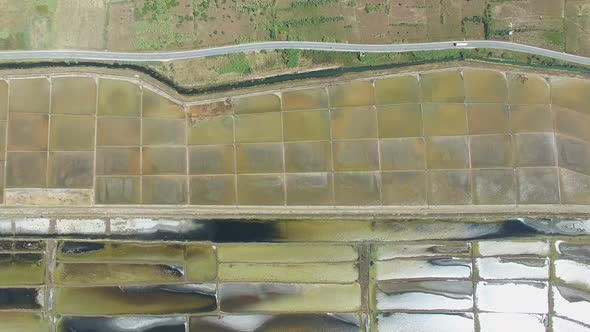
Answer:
[
  {"xmin": 0, "ymin": 288, "xmax": 42, "ymax": 310},
  {"xmin": 0, "ymin": 240, "xmax": 12, "ymax": 251},
  {"xmin": 466, "ymin": 219, "xmax": 542, "ymax": 240},
  {"xmin": 109, "ymin": 219, "xmax": 280, "ymax": 242},
  {"xmin": 14, "ymin": 240, "xmax": 44, "ymax": 251},
  {"xmin": 0, "ymin": 252, "xmax": 44, "ymax": 263},
  {"xmin": 204, "ymin": 220, "xmax": 281, "ymax": 242},
  {"xmin": 60, "ymin": 241, "xmax": 105, "ymax": 254},
  {"xmin": 499, "ymin": 219, "xmax": 543, "ymax": 237}
]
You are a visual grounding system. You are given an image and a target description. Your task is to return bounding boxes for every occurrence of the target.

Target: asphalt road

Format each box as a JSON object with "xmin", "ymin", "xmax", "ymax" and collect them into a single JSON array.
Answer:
[{"xmin": 0, "ymin": 40, "xmax": 589, "ymax": 65}]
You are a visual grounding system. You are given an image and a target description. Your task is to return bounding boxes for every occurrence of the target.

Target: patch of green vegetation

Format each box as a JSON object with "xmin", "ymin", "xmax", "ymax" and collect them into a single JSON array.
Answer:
[
  {"xmin": 265, "ymin": 0, "xmax": 347, "ymax": 41},
  {"xmin": 194, "ymin": 0, "xmax": 210, "ymax": 12},
  {"xmin": 216, "ymin": 53, "xmax": 252, "ymax": 74},
  {"xmin": 409, "ymin": 49, "xmax": 463, "ymax": 61},
  {"xmin": 320, "ymin": 36, "xmax": 344, "ymax": 43},
  {"xmin": 283, "ymin": 49, "xmax": 301, "ymax": 67},
  {"xmin": 290, "ymin": 0, "xmax": 337, "ymax": 9},
  {"xmin": 0, "ymin": 31, "xmax": 25, "ymax": 49},
  {"xmin": 365, "ymin": 3, "xmax": 390, "ymax": 14},
  {"xmin": 303, "ymin": 50, "xmax": 361, "ymax": 66},
  {"xmin": 483, "ymin": 4, "xmax": 493, "ymax": 39},
  {"xmin": 461, "ymin": 16, "xmax": 484, "ymax": 33},
  {"xmin": 239, "ymin": 1, "xmax": 274, "ymax": 14},
  {"xmin": 135, "ymin": 0, "xmax": 195, "ymax": 50},
  {"xmin": 463, "ymin": 13, "xmax": 519, "ymax": 39},
  {"xmin": 237, "ymin": 0, "xmax": 276, "ymax": 37},
  {"xmin": 544, "ymin": 31, "xmax": 564, "ymax": 47},
  {"xmin": 358, "ymin": 53, "xmax": 397, "ymax": 65},
  {"xmin": 31, "ymin": 0, "xmax": 56, "ymax": 15},
  {"xmin": 177, "ymin": 15, "xmax": 193, "ymax": 26},
  {"xmin": 282, "ymin": 16, "xmax": 344, "ymax": 27},
  {"xmin": 35, "ymin": 5, "xmax": 49, "ymax": 16},
  {"xmin": 193, "ymin": 0, "xmax": 213, "ymax": 21},
  {"xmin": 304, "ymin": 49, "xmax": 466, "ymax": 68},
  {"xmin": 141, "ymin": 0, "xmax": 179, "ymax": 19}
]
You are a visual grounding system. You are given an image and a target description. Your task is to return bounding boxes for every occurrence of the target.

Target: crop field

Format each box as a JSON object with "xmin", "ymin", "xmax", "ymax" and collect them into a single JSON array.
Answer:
[
  {"xmin": 565, "ymin": 0, "xmax": 590, "ymax": 55},
  {"xmin": 105, "ymin": 1, "xmax": 135, "ymax": 50},
  {"xmin": 0, "ymin": 0, "xmax": 588, "ymax": 56},
  {"xmin": 53, "ymin": 0, "xmax": 107, "ymax": 49}
]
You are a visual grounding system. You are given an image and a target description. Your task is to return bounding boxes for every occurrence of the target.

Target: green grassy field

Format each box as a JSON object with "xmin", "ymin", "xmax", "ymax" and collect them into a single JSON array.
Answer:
[{"xmin": 0, "ymin": 0, "xmax": 585, "ymax": 56}]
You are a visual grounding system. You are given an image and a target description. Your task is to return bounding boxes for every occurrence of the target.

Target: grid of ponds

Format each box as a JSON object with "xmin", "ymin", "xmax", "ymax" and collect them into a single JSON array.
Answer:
[
  {"xmin": 0, "ymin": 217, "xmax": 588, "ymax": 331},
  {"xmin": 0, "ymin": 68, "xmax": 590, "ymax": 207}
]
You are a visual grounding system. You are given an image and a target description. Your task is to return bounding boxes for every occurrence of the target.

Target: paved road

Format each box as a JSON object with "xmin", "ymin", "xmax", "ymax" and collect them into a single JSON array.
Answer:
[{"xmin": 0, "ymin": 40, "xmax": 589, "ymax": 65}]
